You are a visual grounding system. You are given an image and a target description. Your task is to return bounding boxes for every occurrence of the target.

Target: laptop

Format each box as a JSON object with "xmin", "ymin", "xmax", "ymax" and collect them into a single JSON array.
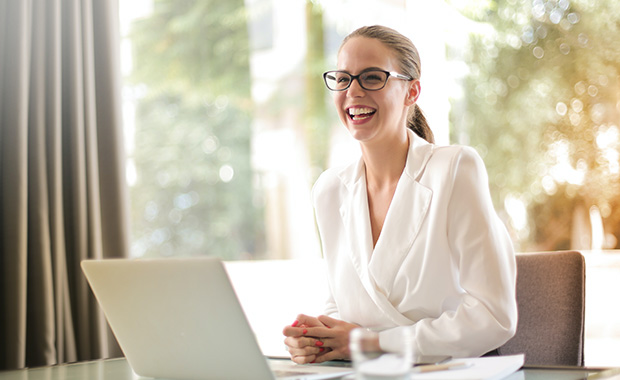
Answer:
[{"xmin": 81, "ymin": 257, "xmax": 352, "ymax": 380}]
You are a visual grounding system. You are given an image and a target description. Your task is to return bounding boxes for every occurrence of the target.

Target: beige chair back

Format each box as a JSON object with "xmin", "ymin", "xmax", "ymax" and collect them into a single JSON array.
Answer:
[{"xmin": 498, "ymin": 251, "xmax": 585, "ymax": 366}]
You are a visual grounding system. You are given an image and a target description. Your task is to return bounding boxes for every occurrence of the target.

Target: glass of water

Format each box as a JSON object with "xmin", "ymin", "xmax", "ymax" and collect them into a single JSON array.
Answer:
[{"xmin": 350, "ymin": 328, "xmax": 413, "ymax": 380}]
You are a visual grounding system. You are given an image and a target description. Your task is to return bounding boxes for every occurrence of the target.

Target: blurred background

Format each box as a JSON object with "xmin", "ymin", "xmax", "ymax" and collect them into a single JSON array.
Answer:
[{"xmin": 118, "ymin": 0, "xmax": 620, "ymax": 366}]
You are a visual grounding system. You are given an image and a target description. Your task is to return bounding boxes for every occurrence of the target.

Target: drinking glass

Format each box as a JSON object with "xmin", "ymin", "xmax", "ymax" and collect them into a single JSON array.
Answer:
[{"xmin": 349, "ymin": 328, "xmax": 413, "ymax": 380}]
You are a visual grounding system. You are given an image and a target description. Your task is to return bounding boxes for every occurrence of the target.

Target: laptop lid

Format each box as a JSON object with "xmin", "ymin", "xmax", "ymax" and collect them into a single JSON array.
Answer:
[
  {"xmin": 82, "ymin": 257, "xmax": 277, "ymax": 380},
  {"xmin": 81, "ymin": 257, "xmax": 351, "ymax": 380}
]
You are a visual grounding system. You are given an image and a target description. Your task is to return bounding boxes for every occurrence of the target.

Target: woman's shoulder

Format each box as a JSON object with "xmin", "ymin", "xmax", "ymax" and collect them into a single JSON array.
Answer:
[
  {"xmin": 313, "ymin": 164, "xmax": 348, "ymax": 195},
  {"xmin": 431, "ymin": 144, "xmax": 480, "ymax": 160},
  {"xmin": 311, "ymin": 168, "xmax": 343, "ymax": 212},
  {"xmin": 315, "ymin": 155, "xmax": 362, "ymax": 188},
  {"xmin": 312, "ymin": 159, "xmax": 360, "ymax": 205},
  {"xmin": 416, "ymin": 144, "xmax": 488, "ymax": 187},
  {"xmin": 313, "ymin": 168, "xmax": 340, "ymax": 194},
  {"xmin": 428, "ymin": 144, "xmax": 485, "ymax": 171}
]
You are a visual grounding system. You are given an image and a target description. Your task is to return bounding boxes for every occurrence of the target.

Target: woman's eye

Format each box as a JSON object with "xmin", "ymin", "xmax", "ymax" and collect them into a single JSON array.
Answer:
[
  {"xmin": 336, "ymin": 76, "xmax": 350, "ymax": 84},
  {"xmin": 363, "ymin": 73, "xmax": 383, "ymax": 83}
]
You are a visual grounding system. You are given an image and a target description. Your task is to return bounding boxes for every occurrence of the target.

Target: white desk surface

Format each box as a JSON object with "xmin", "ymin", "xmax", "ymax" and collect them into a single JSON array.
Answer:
[{"xmin": 0, "ymin": 357, "xmax": 613, "ymax": 380}]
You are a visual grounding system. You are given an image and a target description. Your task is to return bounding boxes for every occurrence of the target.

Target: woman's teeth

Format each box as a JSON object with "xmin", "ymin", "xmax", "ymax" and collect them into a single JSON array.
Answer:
[{"xmin": 348, "ymin": 107, "xmax": 376, "ymax": 120}]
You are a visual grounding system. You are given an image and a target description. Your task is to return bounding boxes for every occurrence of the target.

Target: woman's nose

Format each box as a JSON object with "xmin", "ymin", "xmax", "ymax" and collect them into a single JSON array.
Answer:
[{"xmin": 347, "ymin": 78, "xmax": 365, "ymax": 96}]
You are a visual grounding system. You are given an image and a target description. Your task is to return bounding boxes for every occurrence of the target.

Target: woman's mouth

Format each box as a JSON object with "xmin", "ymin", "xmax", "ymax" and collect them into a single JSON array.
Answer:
[{"xmin": 348, "ymin": 107, "xmax": 376, "ymax": 121}]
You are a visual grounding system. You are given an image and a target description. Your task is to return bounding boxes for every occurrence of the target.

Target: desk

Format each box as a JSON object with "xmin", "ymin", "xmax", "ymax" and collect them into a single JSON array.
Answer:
[{"xmin": 0, "ymin": 358, "xmax": 613, "ymax": 380}]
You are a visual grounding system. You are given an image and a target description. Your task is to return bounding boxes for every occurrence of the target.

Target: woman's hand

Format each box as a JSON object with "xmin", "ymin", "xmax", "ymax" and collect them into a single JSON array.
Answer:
[
  {"xmin": 282, "ymin": 314, "xmax": 362, "ymax": 364},
  {"xmin": 282, "ymin": 314, "xmax": 327, "ymax": 364},
  {"xmin": 311, "ymin": 315, "xmax": 360, "ymax": 363}
]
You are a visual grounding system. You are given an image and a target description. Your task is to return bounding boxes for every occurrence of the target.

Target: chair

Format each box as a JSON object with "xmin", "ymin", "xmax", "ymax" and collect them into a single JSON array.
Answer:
[{"xmin": 498, "ymin": 251, "xmax": 585, "ymax": 366}]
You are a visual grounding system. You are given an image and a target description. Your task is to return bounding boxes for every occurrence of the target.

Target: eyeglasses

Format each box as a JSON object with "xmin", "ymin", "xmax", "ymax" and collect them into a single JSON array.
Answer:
[{"xmin": 322, "ymin": 69, "xmax": 412, "ymax": 91}]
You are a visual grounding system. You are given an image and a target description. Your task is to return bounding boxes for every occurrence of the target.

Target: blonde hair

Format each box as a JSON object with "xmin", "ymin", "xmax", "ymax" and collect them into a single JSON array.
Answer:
[{"xmin": 341, "ymin": 25, "xmax": 435, "ymax": 143}]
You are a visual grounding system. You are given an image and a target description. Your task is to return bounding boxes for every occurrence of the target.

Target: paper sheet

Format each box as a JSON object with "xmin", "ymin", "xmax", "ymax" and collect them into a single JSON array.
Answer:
[{"xmin": 410, "ymin": 354, "xmax": 525, "ymax": 380}]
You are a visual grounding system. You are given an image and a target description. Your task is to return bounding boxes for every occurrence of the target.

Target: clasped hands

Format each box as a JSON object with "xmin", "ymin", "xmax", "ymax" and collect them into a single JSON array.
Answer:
[{"xmin": 282, "ymin": 314, "xmax": 360, "ymax": 364}]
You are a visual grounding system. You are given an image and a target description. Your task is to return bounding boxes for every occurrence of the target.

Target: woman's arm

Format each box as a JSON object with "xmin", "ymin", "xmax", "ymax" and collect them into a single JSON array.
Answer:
[{"xmin": 380, "ymin": 147, "xmax": 517, "ymax": 358}]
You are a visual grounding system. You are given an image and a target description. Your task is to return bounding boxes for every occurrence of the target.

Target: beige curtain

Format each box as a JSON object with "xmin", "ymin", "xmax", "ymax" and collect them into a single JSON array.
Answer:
[{"xmin": 0, "ymin": 0, "xmax": 129, "ymax": 370}]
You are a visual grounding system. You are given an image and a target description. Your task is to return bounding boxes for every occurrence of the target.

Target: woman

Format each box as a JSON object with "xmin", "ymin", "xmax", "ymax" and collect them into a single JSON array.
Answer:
[{"xmin": 282, "ymin": 25, "xmax": 517, "ymax": 364}]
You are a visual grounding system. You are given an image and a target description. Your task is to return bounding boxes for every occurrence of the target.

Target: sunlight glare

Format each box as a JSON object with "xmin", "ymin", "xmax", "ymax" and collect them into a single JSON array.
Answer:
[{"xmin": 504, "ymin": 194, "xmax": 528, "ymax": 231}]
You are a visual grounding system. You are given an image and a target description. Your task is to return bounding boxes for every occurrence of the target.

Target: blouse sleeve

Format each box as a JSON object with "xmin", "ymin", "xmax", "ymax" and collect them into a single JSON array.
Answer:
[
  {"xmin": 379, "ymin": 147, "xmax": 518, "ymax": 358},
  {"xmin": 323, "ymin": 291, "xmax": 341, "ymax": 319},
  {"xmin": 312, "ymin": 170, "xmax": 343, "ymax": 321}
]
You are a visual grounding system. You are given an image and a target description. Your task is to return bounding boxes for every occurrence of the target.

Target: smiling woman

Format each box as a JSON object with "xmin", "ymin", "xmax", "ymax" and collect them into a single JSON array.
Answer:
[{"xmin": 282, "ymin": 25, "xmax": 518, "ymax": 364}]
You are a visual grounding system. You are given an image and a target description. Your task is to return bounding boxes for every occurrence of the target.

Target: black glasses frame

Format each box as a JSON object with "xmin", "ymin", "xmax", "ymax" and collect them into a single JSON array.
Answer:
[{"xmin": 322, "ymin": 69, "xmax": 412, "ymax": 91}]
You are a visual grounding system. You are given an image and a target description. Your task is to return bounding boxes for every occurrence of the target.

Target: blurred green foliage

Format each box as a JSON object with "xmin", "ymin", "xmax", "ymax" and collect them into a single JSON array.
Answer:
[
  {"xmin": 449, "ymin": 0, "xmax": 620, "ymax": 251},
  {"xmin": 128, "ymin": 0, "xmax": 264, "ymax": 259},
  {"xmin": 304, "ymin": 1, "xmax": 330, "ymax": 181}
]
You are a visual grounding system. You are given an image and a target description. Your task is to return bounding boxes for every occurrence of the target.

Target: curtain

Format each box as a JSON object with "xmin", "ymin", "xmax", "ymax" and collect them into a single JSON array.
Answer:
[{"xmin": 0, "ymin": 0, "xmax": 129, "ymax": 370}]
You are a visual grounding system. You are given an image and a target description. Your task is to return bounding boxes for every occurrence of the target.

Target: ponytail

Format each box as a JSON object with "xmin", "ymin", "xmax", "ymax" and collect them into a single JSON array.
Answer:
[{"xmin": 407, "ymin": 104, "xmax": 435, "ymax": 144}]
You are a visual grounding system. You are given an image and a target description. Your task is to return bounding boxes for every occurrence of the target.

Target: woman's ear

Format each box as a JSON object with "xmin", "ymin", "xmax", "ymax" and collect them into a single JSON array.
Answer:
[{"xmin": 404, "ymin": 79, "xmax": 421, "ymax": 106}]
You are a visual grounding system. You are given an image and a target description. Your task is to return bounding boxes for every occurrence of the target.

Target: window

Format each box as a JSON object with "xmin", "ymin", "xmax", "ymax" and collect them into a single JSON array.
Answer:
[{"xmin": 120, "ymin": 0, "xmax": 455, "ymax": 260}]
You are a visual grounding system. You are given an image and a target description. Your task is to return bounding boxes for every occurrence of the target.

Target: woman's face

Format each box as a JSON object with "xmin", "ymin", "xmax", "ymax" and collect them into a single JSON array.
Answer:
[{"xmin": 333, "ymin": 36, "xmax": 419, "ymax": 145}]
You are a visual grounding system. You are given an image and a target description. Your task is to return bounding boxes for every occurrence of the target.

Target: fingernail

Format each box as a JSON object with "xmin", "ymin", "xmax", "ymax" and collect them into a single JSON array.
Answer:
[
  {"xmin": 291, "ymin": 320, "xmax": 299, "ymax": 327},
  {"xmin": 315, "ymin": 341, "xmax": 324, "ymax": 347},
  {"xmin": 310, "ymin": 360, "xmax": 316, "ymax": 364},
  {"xmin": 319, "ymin": 348, "xmax": 325, "ymax": 352},
  {"xmin": 302, "ymin": 329, "xmax": 308, "ymax": 335}
]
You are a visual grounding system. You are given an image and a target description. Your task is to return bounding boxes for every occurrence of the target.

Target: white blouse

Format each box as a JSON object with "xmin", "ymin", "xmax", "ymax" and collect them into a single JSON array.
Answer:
[{"xmin": 312, "ymin": 129, "xmax": 518, "ymax": 358}]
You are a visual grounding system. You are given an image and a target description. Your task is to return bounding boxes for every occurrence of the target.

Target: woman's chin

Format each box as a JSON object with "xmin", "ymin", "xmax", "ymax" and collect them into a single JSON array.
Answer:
[{"xmin": 346, "ymin": 125, "xmax": 376, "ymax": 142}]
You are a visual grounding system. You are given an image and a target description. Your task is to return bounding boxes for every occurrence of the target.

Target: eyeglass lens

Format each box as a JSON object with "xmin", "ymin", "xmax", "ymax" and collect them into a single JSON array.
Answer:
[{"xmin": 325, "ymin": 71, "xmax": 388, "ymax": 91}]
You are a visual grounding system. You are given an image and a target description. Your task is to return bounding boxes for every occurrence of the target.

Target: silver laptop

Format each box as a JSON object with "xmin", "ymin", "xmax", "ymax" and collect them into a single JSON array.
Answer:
[{"xmin": 81, "ymin": 257, "xmax": 352, "ymax": 380}]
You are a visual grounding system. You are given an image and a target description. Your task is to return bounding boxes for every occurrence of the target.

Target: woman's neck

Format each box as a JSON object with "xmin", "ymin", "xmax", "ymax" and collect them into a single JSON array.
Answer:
[{"xmin": 361, "ymin": 131, "xmax": 409, "ymax": 189}]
